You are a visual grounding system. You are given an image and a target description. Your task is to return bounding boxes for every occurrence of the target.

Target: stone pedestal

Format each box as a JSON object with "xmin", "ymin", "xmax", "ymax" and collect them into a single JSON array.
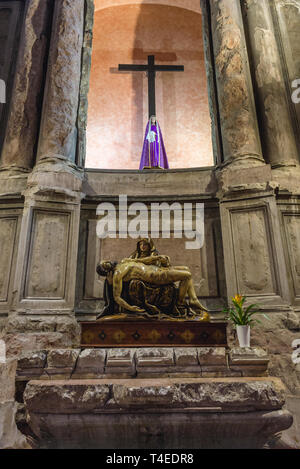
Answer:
[
  {"xmin": 23, "ymin": 376, "xmax": 292, "ymax": 449},
  {"xmin": 218, "ymin": 171, "xmax": 290, "ymax": 307},
  {"xmin": 2, "ymin": 157, "xmax": 83, "ymax": 350}
]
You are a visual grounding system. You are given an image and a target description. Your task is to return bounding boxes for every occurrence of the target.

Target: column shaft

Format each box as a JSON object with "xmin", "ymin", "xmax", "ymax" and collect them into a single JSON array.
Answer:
[
  {"xmin": 37, "ymin": 0, "xmax": 84, "ymax": 163},
  {"xmin": 0, "ymin": 0, "xmax": 52, "ymax": 171},
  {"xmin": 210, "ymin": 0, "xmax": 263, "ymax": 166},
  {"xmin": 242, "ymin": 0, "xmax": 299, "ymax": 167}
]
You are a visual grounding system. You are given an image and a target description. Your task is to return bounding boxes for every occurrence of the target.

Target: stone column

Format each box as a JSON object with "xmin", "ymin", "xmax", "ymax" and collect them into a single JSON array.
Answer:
[
  {"xmin": 0, "ymin": 0, "xmax": 52, "ymax": 189},
  {"xmin": 6, "ymin": 0, "xmax": 85, "ymax": 346},
  {"xmin": 36, "ymin": 0, "xmax": 84, "ymax": 165},
  {"xmin": 242, "ymin": 0, "xmax": 299, "ymax": 168},
  {"xmin": 210, "ymin": 0, "xmax": 264, "ymax": 167}
]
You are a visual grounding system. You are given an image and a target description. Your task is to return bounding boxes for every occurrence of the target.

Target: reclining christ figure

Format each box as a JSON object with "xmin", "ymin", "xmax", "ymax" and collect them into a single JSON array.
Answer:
[{"xmin": 97, "ymin": 238, "xmax": 210, "ymax": 321}]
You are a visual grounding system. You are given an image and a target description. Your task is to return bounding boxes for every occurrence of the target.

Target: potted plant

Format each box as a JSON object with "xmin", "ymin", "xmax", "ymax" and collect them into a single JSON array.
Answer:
[{"xmin": 224, "ymin": 294, "xmax": 267, "ymax": 348}]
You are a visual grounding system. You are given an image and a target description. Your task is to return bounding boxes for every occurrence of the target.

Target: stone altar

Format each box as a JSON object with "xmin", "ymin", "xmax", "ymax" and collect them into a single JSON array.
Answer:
[{"xmin": 14, "ymin": 346, "xmax": 293, "ymax": 449}]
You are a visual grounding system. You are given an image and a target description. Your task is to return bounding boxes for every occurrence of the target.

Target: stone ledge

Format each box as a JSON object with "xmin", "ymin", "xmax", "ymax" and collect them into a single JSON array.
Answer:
[
  {"xmin": 24, "ymin": 377, "xmax": 286, "ymax": 414},
  {"xmin": 16, "ymin": 347, "xmax": 270, "ymax": 381}
]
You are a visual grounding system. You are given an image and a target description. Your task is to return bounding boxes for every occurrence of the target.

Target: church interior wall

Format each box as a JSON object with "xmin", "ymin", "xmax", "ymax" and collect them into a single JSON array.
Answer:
[{"xmin": 0, "ymin": 0, "xmax": 299, "ymax": 448}]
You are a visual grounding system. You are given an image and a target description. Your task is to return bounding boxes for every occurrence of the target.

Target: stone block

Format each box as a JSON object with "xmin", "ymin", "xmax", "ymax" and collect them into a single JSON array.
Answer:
[
  {"xmin": 174, "ymin": 378, "xmax": 286, "ymax": 411},
  {"xmin": 105, "ymin": 348, "xmax": 136, "ymax": 375},
  {"xmin": 229, "ymin": 347, "xmax": 269, "ymax": 366},
  {"xmin": 0, "ymin": 401, "xmax": 29, "ymax": 449},
  {"xmin": 24, "ymin": 380, "xmax": 111, "ymax": 414},
  {"xmin": 0, "ymin": 359, "xmax": 17, "ymax": 402},
  {"xmin": 17, "ymin": 351, "xmax": 47, "ymax": 370},
  {"xmin": 197, "ymin": 347, "xmax": 226, "ymax": 366},
  {"xmin": 47, "ymin": 349, "xmax": 80, "ymax": 369},
  {"xmin": 136, "ymin": 348, "xmax": 174, "ymax": 367},
  {"xmin": 4, "ymin": 332, "xmax": 72, "ymax": 358},
  {"xmin": 73, "ymin": 348, "xmax": 106, "ymax": 377},
  {"xmin": 174, "ymin": 348, "xmax": 198, "ymax": 366},
  {"xmin": 106, "ymin": 348, "xmax": 136, "ymax": 367},
  {"xmin": 113, "ymin": 380, "xmax": 176, "ymax": 409}
]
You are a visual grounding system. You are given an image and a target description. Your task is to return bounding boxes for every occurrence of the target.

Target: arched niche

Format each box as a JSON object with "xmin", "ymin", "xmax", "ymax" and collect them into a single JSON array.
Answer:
[{"xmin": 85, "ymin": 0, "xmax": 218, "ymax": 169}]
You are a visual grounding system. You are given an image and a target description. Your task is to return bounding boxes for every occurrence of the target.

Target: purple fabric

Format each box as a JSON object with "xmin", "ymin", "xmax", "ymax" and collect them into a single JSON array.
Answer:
[{"xmin": 139, "ymin": 121, "xmax": 169, "ymax": 170}]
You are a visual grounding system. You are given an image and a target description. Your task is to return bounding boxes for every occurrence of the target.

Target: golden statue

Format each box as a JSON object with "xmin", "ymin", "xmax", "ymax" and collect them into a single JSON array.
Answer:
[{"xmin": 97, "ymin": 238, "xmax": 210, "ymax": 322}]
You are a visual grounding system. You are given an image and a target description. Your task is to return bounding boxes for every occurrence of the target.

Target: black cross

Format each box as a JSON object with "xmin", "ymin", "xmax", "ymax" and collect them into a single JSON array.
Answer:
[{"xmin": 118, "ymin": 55, "xmax": 184, "ymax": 119}]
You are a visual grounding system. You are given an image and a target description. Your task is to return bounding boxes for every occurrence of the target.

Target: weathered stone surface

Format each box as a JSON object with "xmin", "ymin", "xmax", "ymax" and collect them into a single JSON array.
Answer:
[
  {"xmin": 26, "ymin": 407, "xmax": 293, "ymax": 449},
  {"xmin": 18, "ymin": 351, "xmax": 47, "ymax": 370},
  {"xmin": 0, "ymin": 402, "xmax": 30, "ymax": 449},
  {"xmin": 174, "ymin": 348, "xmax": 198, "ymax": 366},
  {"xmin": 24, "ymin": 380, "xmax": 110, "ymax": 414},
  {"xmin": 112, "ymin": 377, "xmax": 286, "ymax": 411},
  {"xmin": 242, "ymin": 0, "xmax": 299, "ymax": 168},
  {"xmin": 47, "ymin": 349, "xmax": 80, "ymax": 369},
  {"xmin": 281, "ymin": 395, "xmax": 300, "ymax": 449},
  {"xmin": 210, "ymin": 0, "xmax": 263, "ymax": 165},
  {"xmin": 113, "ymin": 381, "xmax": 176, "ymax": 408},
  {"xmin": 229, "ymin": 347, "xmax": 269, "ymax": 365},
  {"xmin": 74, "ymin": 348, "xmax": 106, "ymax": 375},
  {"xmin": 136, "ymin": 348, "xmax": 174, "ymax": 367},
  {"xmin": 37, "ymin": 0, "xmax": 84, "ymax": 162},
  {"xmin": 284, "ymin": 313, "xmax": 300, "ymax": 331},
  {"xmin": 0, "ymin": 359, "xmax": 17, "ymax": 402},
  {"xmin": 106, "ymin": 348, "xmax": 136, "ymax": 367},
  {"xmin": 0, "ymin": 355, "xmax": 30, "ymax": 449},
  {"xmin": 4, "ymin": 333, "xmax": 72, "ymax": 359},
  {"xmin": 3, "ymin": 315, "xmax": 81, "ymax": 358},
  {"xmin": 23, "ymin": 377, "xmax": 292, "ymax": 449},
  {"xmin": 197, "ymin": 347, "xmax": 226, "ymax": 366},
  {"xmin": 268, "ymin": 354, "xmax": 300, "ymax": 396},
  {"xmin": 0, "ymin": 0, "xmax": 52, "ymax": 171},
  {"xmin": 76, "ymin": 0, "xmax": 94, "ymax": 167}
]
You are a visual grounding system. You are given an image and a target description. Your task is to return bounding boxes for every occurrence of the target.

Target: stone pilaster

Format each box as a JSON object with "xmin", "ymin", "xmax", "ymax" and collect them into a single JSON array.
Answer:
[
  {"xmin": 37, "ymin": 0, "xmax": 84, "ymax": 164},
  {"xmin": 210, "ymin": 0, "xmax": 264, "ymax": 167},
  {"xmin": 242, "ymin": 0, "xmax": 299, "ymax": 168},
  {"xmin": 3, "ymin": 0, "xmax": 86, "ymax": 347}
]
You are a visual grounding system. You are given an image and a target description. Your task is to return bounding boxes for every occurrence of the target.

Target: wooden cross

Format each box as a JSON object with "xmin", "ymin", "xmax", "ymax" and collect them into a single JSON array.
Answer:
[{"xmin": 119, "ymin": 55, "xmax": 184, "ymax": 119}]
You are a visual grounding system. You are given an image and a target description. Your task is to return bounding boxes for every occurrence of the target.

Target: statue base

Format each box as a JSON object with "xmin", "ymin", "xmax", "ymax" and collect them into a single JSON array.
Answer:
[{"xmin": 80, "ymin": 320, "xmax": 227, "ymax": 347}]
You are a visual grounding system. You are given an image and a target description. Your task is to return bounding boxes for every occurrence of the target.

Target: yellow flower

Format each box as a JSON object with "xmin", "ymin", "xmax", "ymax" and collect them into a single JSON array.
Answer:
[{"xmin": 232, "ymin": 294, "xmax": 244, "ymax": 306}]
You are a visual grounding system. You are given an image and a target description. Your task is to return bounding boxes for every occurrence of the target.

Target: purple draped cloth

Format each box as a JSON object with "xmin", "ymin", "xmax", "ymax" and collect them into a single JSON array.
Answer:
[{"xmin": 139, "ymin": 120, "xmax": 169, "ymax": 170}]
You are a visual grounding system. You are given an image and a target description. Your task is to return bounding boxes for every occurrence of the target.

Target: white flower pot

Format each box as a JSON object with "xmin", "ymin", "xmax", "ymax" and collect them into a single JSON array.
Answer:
[{"xmin": 236, "ymin": 325, "xmax": 250, "ymax": 348}]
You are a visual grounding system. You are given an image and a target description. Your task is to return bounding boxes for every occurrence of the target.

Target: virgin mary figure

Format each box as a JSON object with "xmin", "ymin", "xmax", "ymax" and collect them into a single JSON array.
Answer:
[{"xmin": 139, "ymin": 116, "xmax": 169, "ymax": 170}]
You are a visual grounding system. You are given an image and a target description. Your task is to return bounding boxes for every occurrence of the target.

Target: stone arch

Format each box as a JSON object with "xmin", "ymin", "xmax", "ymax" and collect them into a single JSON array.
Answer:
[{"xmin": 94, "ymin": 0, "xmax": 202, "ymax": 15}]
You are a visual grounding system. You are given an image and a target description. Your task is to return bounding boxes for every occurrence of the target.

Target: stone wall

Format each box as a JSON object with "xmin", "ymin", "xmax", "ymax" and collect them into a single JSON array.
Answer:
[{"xmin": 0, "ymin": 355, "xmax": 29, "ymax": 449}]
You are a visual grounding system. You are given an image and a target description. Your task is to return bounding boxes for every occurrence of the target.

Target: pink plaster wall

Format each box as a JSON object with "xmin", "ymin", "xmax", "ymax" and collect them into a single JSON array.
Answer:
[
  {"xmin": 86, "ymin": 4, "xmax": 214, "ymax": 169},
  {"xmin": 94, "ymin": 0, "xmax": 201, "ymax": 14}
]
